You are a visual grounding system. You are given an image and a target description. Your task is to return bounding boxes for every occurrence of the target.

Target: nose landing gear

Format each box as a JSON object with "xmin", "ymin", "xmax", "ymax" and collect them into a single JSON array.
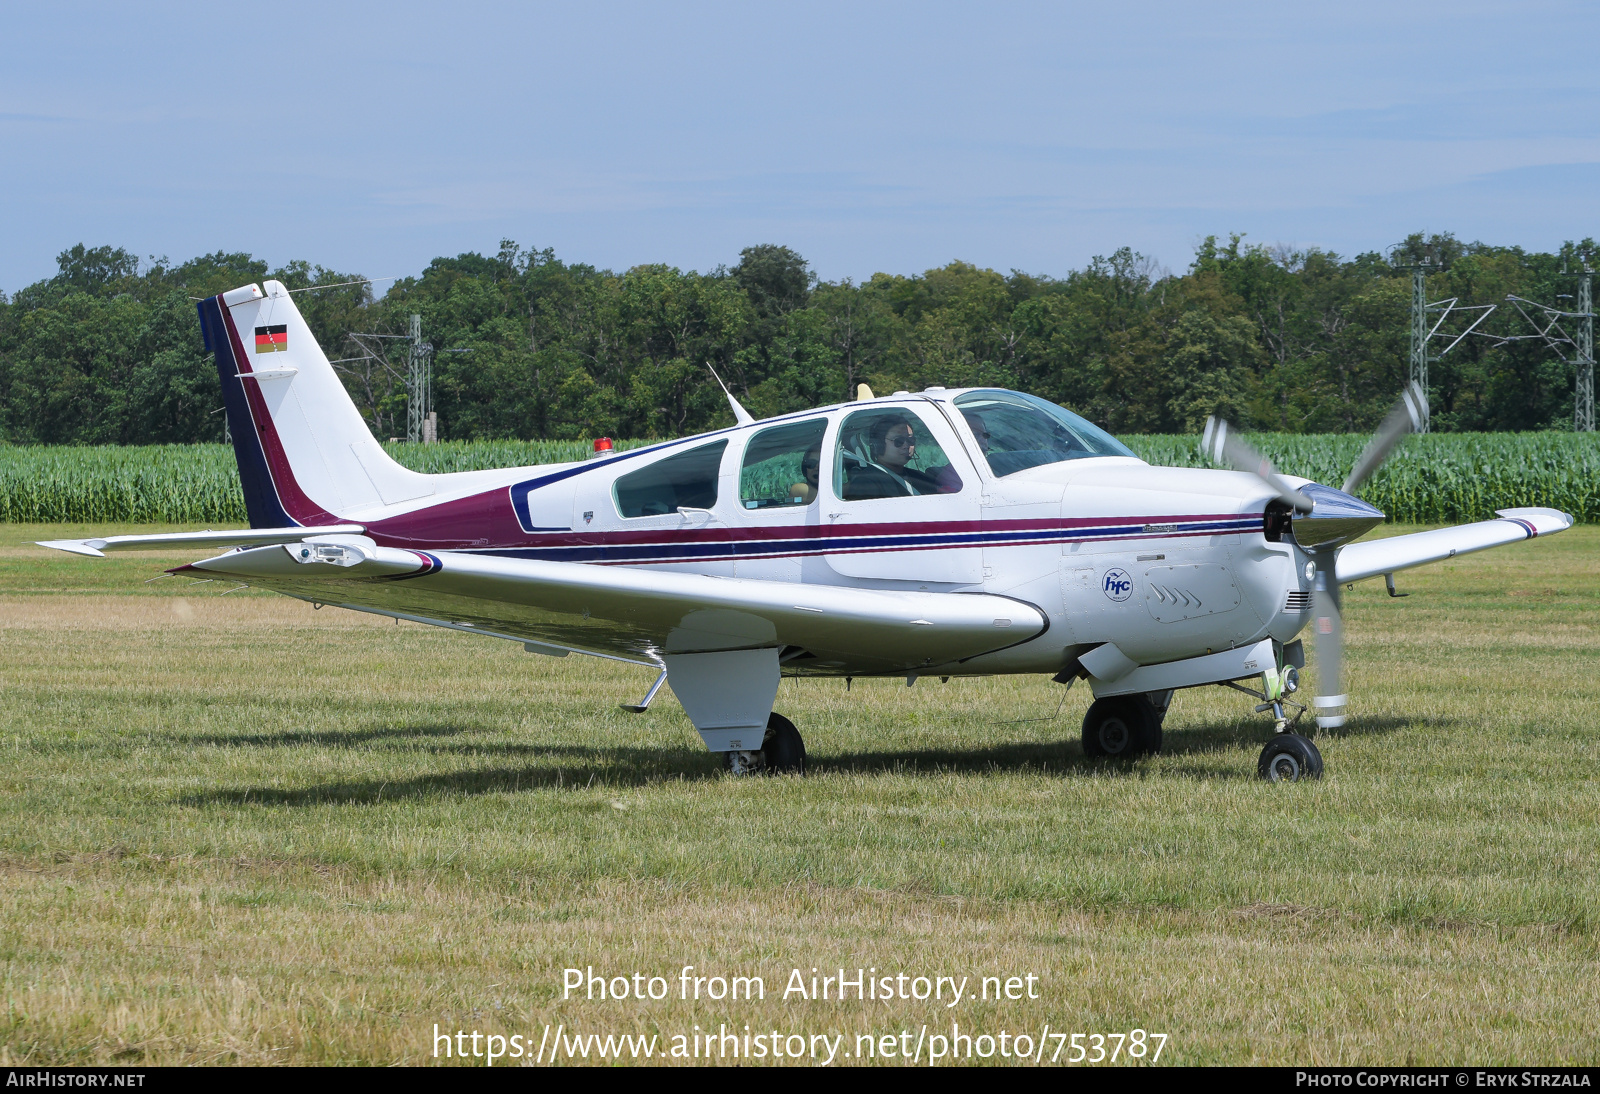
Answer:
[
  {"xmin": 1221, "ymin": 665, "xmax": 1324, "ymax": 782},
  {"xmin": 1258, "ymin": 732, "xmax": 1324, "ymax": 782}
]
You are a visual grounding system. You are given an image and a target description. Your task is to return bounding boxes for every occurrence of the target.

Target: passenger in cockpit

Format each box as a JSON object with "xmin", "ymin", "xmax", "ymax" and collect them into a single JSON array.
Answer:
[{"xmin": 790, "ymin": 447, "xmax": 822, "ymax": 504}]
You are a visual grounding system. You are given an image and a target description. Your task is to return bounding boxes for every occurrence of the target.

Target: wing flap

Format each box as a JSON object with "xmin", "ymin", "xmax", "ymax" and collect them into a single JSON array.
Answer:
[
  {"xmin": 186, "ymin": 544, "xmax": 1048, "ymax": 673},
  {"xmin": 1334, "ymin": 507, "xmax": 1574, "ymax": 585}
]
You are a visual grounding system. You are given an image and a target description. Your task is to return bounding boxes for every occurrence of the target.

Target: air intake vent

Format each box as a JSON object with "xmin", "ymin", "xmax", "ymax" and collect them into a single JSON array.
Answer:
[{"xmin": 1284, "ymin": 591, "xmax": 1312, "ymax": 612}]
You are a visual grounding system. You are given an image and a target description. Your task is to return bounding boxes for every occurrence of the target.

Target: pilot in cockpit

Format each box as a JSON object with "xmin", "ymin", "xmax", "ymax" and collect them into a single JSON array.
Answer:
[{"xmin": 845, "ymin": 414, "xmax": 946, "ymax": 498}]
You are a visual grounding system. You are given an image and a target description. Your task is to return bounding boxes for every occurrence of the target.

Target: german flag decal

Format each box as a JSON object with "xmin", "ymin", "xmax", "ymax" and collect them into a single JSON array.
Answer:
[{"xmin": 254, "ymin": 325, "xmax": 288, "ymax": 353}]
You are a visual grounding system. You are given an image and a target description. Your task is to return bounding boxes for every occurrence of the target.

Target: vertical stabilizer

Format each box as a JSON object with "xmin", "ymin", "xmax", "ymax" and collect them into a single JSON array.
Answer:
[{"xmin": 197, "ymin": 281, "xmax": 434, "ymax": 528}]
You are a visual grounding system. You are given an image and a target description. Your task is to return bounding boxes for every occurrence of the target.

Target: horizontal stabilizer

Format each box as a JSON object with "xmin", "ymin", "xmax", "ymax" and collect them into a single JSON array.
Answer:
[
  {"xmin": 36, "ymin": 525, "xmax": 365, "ymax": 558},
  {"xmin": 1334, "ymin": 508, "xmax": 1573, "ymax": 585}
]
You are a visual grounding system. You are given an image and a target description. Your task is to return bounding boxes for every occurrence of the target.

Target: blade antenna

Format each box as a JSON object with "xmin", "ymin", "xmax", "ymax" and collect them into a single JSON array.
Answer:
[{"xmin": 705, "ymin": 363, "xmax": 755, "ymax": 426}]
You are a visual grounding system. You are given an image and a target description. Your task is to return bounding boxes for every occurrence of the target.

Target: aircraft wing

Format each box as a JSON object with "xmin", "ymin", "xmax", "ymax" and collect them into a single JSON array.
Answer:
[
  {"xmin": 1335, "ymin": 507, "xmax": 1573, "ymax": 584},
  {"xmin": 181, "ymin": 540, "xmax": 1048, "ymax": 675},
  {"xmin": 37, "ymin": 526, "xmax": 365, "ymax": 557}
]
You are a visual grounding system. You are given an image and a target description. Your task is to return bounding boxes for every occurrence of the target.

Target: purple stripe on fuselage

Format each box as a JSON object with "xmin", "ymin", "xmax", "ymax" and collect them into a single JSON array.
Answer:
[{"xmin": 458, "ymin": 515, "xmax": 1262, "ymax": 566}]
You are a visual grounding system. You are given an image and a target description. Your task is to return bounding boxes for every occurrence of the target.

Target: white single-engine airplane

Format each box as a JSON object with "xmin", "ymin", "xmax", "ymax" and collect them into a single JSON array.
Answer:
[{"xmin": 41, "ymin": 282, "xmax": 1573, "ymax": 780}]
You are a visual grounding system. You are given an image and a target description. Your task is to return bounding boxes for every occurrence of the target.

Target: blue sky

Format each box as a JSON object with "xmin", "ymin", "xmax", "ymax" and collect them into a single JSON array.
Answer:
[{"xmin": 3, "ymin": 1, "xmax": 1597, "ymax": 293}]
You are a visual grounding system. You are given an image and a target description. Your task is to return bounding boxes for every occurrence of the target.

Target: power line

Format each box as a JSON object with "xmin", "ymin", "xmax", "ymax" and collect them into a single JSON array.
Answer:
[{"xmin": 1495, "ymin": 256, "xmax": 1594, "ymax": 432}]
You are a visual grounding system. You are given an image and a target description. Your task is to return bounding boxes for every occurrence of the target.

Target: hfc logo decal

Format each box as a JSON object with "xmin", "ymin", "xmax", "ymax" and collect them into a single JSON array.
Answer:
[{"xmin": 1102, "ymin": 568, "xmax": 1133, "ymax": 601}]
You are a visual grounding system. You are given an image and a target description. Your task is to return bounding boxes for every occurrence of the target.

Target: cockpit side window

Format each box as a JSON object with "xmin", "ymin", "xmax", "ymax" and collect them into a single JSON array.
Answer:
[
  {"xmin": 833, "ymin": 407, "xmax": 964, "ymax": 501},
  {"xmin": 740, "ymin": 418, "xmax": 828, "ymax": 509},
  {"xmin": 613, "ymin": 440, "xmax": 728, "ymax": 518},
  {"xmin": 954, "ymin": 390, "xmax": 1135, "ymax": 477}
]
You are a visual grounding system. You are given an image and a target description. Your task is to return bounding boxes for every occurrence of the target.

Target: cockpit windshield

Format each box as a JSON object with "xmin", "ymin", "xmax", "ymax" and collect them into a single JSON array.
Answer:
[{"xmin": 953, "ymin": 390, "xmax": 1136, "ymax": 477}]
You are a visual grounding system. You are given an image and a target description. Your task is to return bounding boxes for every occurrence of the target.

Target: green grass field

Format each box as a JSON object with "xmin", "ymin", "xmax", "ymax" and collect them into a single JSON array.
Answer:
[{"xmin": 1, "ymin": 522, "xmax": 1597, "ymax": 1065}]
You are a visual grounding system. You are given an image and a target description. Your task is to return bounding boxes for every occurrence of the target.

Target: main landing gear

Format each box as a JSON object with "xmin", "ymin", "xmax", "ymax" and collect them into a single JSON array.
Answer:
[
  {"xmin": 723, "ymin": 712, "xmax": 807, "ymax": 777},
  {"xmin": 1081, "ymin": 694, "xmax": 1166, "ymax": 759}
]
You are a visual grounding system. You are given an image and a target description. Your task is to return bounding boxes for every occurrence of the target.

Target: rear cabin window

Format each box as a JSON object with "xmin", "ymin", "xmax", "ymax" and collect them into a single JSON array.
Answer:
[
  {"xmin": 613, "ymin": 440, "xmax": 727, "ymax": 518},
  {"xmin": 739, "ymin": 418, "xmax": 828, "ymax": 509}
]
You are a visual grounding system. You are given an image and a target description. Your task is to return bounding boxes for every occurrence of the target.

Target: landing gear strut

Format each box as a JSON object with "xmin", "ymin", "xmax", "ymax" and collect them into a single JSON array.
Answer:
[{"xmin": 723, "ymin": 712, "xmax": 806, "ymax": 776}]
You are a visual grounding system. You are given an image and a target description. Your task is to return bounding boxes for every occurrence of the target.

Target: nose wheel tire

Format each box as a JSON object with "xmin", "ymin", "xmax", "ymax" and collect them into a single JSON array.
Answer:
[
  {"xmin": 723, "ymin": 712, "xmax": 806, "ymax": 776},
  {"xmin": 1081, "ymin": 696, "xmax": 1162, "ymax": 759},
  {"xmin": 1258, "ymin": 733, "xmax": 1323, "ymax": 782}
]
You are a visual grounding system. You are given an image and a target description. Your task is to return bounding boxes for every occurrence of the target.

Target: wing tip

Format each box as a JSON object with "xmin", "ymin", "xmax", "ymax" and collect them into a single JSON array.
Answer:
[
  {"xmin": 36, "ymin": 539, "xmax": 106, "ymax": 557},
  {"xmin": 1494, "ymin": 507, "xmax": 1576, "ymax": 536}
]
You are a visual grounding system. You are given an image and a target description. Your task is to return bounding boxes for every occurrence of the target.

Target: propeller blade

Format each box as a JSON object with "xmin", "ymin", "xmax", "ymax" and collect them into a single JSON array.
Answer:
[
  {"xmin": 1201, "ymin": 417, "xmax": 1315, "ymax": 513},
  {"xmin": 1342, "ymin": 381, "xmax": 1428, "ymax": 494},
  {"xmin": 1310, "ymin": 552, "xmax": 1346, "ymax": 729}
]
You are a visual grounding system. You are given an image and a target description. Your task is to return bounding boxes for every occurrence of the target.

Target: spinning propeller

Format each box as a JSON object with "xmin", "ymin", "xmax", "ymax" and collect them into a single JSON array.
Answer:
[{"xmin": 1202, "ymin": 381, "xmax": 1428, "ymax": 728}]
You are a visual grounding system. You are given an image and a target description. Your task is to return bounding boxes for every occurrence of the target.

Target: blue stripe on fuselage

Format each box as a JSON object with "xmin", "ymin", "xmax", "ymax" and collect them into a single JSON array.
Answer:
[{"xmin": 466, "ymin": 516, "xmax": 1260, "ymax": 565}]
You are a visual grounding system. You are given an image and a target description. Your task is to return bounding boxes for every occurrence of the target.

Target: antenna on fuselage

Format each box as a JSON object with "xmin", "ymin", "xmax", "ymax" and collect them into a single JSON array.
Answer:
[{"xmin": 705, "ymin": 362, "xmax": 755, "ymax": 426}]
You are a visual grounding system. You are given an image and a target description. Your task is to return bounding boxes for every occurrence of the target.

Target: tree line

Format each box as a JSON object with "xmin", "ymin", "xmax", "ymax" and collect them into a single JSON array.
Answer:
[{"xmin": 0, "ymin": 233, "xmax": 1593, "ymax": 446}]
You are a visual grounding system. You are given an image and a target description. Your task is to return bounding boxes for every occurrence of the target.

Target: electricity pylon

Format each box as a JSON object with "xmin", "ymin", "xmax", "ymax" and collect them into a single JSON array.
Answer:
[
  {"xmin": 1501, "ymin": 257, "xmax": 1594, "ymax": 432},
  {"xmin": 1395, "ymin": 261, "xmax": 1497, "ymax": 432},
  {"xmin": 1578, "ymin": 265, "xmax": 1594, "ymax": 432},
  {"xmin": 406, "ymin": 313, "xmax": 434, "ymax": 445},
  {"xmin": 341, "ymin": 314, "xmax": 439, "ymax": 443}
]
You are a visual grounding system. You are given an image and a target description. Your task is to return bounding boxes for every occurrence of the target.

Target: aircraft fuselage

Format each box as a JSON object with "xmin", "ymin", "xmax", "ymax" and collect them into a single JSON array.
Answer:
[{"xmin": 335, "ymin": 392, "xmax": 1320, "ymax": 679}]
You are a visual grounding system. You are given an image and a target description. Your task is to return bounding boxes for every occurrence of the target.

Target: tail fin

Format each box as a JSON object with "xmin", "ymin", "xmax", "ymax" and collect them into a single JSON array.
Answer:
[{"xmin": 197, "ymin": 281, "xmax": 434, "ymax": 527}]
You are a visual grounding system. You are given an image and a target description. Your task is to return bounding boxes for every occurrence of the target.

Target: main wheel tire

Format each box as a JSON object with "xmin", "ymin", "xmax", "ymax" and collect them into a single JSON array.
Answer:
[
  {"xmin": 721, "ymin": 713, "xmax": 806, "ymax": 776},
  {"xmin": 1257, "ymin": 733, "xmax": 1324, "ymax": 782},
  {"xmin": 1081, "ymin": 696, "xmax": 1162, "ymax": 759},
  {"xmin": 762, "ymin": 712, "xmax": 806, "ymax": 775}
]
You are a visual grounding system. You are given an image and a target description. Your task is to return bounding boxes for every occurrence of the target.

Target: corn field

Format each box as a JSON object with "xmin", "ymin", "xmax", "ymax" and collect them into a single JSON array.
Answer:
[
  {"xmin": 1123, "ymin": 433, "xmax": 1600, "ymax": 526},
  {"xmin": 0, "ymin": 434, "xmax": 1594, "ymax": 525}
]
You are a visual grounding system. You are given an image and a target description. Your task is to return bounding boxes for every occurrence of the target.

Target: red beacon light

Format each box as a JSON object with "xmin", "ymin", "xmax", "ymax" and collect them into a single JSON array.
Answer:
[{"xmin": 591, "ymin": 437, "xmax": 614, "ymax": 458}]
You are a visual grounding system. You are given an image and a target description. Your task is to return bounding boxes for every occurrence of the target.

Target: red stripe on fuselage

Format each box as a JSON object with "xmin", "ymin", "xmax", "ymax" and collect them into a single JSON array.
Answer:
[
  {"xmin": 219, "ymin": 304, "xmax": 341, "ymax": 527},
  {"xmin": 360, "ymin": 490, "xmax": 1257, "ymax": 555}
]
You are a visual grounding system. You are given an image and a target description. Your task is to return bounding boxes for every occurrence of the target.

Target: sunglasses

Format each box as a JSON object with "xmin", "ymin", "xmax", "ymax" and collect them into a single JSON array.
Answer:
[{"xmin": 888, "ymin": 436, "xmax": 915, "ymax": 449}]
